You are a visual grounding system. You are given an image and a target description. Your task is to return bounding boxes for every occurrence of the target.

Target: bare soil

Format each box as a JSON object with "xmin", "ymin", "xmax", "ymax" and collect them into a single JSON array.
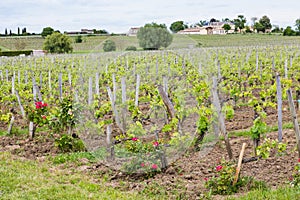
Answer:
[{"xmin": 0, "ymin": 104, "xmax": 299, "ymax": 199}]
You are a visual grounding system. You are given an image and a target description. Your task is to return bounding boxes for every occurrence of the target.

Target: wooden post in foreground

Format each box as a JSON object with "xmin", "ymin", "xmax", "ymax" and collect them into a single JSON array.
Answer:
[
  {"xmin": 287, "ymin": 89, "xmax": 300, "ymax": 158},
  {"xmin": 233, "ymin": 143, "xmax": 247, "ymax": 185}
]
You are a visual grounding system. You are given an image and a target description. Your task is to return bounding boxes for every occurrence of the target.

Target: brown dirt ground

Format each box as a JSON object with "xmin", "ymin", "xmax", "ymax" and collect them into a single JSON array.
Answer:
[{"xmin": 0, "ymin": 104, "xmax": 299, "ymax": 199}]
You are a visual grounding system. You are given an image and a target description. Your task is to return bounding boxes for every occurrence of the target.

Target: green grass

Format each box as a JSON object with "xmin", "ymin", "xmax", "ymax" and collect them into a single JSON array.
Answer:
[
  {"xmin": 229, "ymin": 122, "xmax": 294, "ymax": 138},
  {"xmin": 227, "ymin": 186, "xmax": 300, "ymax": 200},
  {"xmin": 2, "ymin": 34, "xmax": 300, "ymax": 54},
  {"xmin": 0, "ymin": 152, "xmax": 156, "ymax": 200}
]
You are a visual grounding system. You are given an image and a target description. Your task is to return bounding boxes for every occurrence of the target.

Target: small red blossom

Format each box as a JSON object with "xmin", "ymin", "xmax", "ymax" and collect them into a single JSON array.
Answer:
[
  {"xmin": 35, "ymin": 101, "xmax": 48, "ymax": 109},
  {"xmin": 153, "ymin": 141, "xmax": 159, "ymax": 147},
  {"xmin": 216, "ymin": 165, "xmax": 223, "ymax": 171},
  {"xmin": 151, "ymin": 164, "xmax": 158, "ymax": 169},
  {"xmin": 41, "ymin": 115, "xmax": 47, "ymax": 119},
  {"xmin": 298, "ymin": 158, "xmax": 300, "ymax": 163},
  {"xmin": 140, "ymin": 163, "xmax": 145, "ymax": 167},
  {"xmin": 132, "ymin": 137, "xmax": 138, "ymax": 141},
  {"xmin": 204, "ymin": 177, "xmax": 209, "ymax": 181}
]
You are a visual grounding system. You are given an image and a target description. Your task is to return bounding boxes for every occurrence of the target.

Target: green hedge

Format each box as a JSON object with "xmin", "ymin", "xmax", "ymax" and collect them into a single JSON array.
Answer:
[{"xmin": 0, "ymin": 50, "xmax": 33, "ymax": 57}]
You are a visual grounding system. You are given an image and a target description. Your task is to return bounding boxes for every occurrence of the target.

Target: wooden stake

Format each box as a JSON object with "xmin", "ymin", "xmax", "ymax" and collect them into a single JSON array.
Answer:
[{"xmin": 233, "ymin": 143, "xmax": 247, "ymax": 185}]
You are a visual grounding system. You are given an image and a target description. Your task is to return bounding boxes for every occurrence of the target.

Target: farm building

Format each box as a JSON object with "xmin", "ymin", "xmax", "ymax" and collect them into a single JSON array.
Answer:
[
  {"xmin": 178, "ymin": 22, "xmax": 235, "ymax": 35},
  {"xmin": 127, "ymin": 27, "xmax": 140, "ymax": 36}
]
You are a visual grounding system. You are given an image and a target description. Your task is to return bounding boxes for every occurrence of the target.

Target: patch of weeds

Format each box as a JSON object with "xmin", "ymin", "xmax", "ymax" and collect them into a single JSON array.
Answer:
[
  {"xmin": 50, "ymin": 152, "xmax": 95, "ymax": 164},
  {"xmin": 55, "ymin": 134, "xmax": 86, "ymax": 153}
]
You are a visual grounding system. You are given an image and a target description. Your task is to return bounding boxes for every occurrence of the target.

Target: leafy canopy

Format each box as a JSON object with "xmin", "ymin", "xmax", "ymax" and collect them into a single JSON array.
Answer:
[
  {"xmin": 41, "ymin": 27, "xmax": 54, "ymax": 38},
  {"xmin": 170, "ymin": 21, "xmax": 187, "ymax": 33},
  {"xmin": 137, "ymin": 23, "xmax": 173, "ymax": 50},
  {"xmin": 43, "ymin": 32, "xmax": 73, "ymax": 53}
]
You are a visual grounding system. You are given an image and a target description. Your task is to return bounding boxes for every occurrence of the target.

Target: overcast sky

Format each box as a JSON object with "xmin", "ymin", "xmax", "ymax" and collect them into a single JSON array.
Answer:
[{"xmin": 1, "ymin": 0, "xmax": 299, "ymax": 34}]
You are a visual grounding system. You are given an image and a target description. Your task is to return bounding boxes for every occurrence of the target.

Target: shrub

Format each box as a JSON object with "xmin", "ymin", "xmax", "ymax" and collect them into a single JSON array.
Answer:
[
  {"xmin": 125, "ymin": 46, "xmax": 137, "ymax": 51},
  {"xmin": 74, "ymin": 35, "xmax": 83, "ymax": 43},
  {"xmin": 55, "ymin": 134, "xmax": 86, "ymax": 153},
  {"xmin": 103, "ymin": 40, "xmax": 116, "ymax": 52}
]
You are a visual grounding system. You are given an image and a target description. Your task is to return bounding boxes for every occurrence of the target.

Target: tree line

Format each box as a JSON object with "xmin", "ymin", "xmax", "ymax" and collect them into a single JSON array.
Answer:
[{"xmin": 170, "ymin": 15, "xmax": 300, "ymax": 35}]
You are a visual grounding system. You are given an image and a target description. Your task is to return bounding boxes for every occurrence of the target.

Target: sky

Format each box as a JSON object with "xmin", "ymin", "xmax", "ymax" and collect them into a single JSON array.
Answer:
[{"xmin": 0, "ymin": 0, "xmax": 299, "ymax": 34}]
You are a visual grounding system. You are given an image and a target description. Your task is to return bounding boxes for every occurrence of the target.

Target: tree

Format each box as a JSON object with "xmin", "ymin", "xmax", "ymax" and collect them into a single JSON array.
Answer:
[
  {"xmin": 259, "ymin": 15, "xmax": 272, "ymax": 32},
  {"xmin": 43, "ymin": 32, "xmax": 73, "ymax": 53},
  {"xmin": 295, "ymin": 18, "xmax": 300, "ymax": 32},
  {"xmin": 234, "ymin": 15, "xmax": 247, "ymax": 33},
  {"xmin": 22, "ymin": 28, "xmax": 27, "ymax": 35},
  {"xmin": 5, "ymin": 28, "xmax": 7, "ymax": 35},
  {"xmin": 137, "ymin": 23, "xmax": 173, "ymax": 50},
  {"xmin": 18, "ymin": 27, "xmax": 20, "ymax": 35},
  {"xmin": 283, "ymin": 26, "xmax": 296, "ymax": 36},
  {"xmin": 170, "ymin": 21, "xmax": 187, "ymax": 33},
  {"xmin": 103, "ymin": 40, "xmax": 116, "ymax": 52},
  {"xmin": 41, "ymin": 27, "xmax": 54, "ymax": 38},
  {"xmin": 254, "ymin": 22, "xmax": 265, "ymax": 33},
  {"xmin": 196, "ymin": 20, "xmax": 208, "ymax": 27},
  {"xmin": 74, "ymin": 35, "xmax": 82, "ymax": 43},
  {"xmin": 222, "ymin": 24, "xmax": 232, "ymax": 33}
]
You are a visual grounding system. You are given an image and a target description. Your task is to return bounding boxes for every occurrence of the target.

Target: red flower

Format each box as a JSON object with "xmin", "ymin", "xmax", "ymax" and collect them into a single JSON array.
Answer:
[
  {"xmin": 140, "ymin": 163, "xmax": 145, "ymax": 167},
  {"xmin": 151, "ymin": 164, "xmax": 158, "ymax": 169},
  {"xmin": 216, "ymin": 165, "xmax": 223, "ymax": 171},
  {"xmin": 204, "ymin": 177, "xmax": 209, "ymax": 181},
  {"xmin": 43, "ymin": 103, "xmax": 48, "ymax": 107},
  {"xmin": 132, "ymin": 137, "xmax": 138, "ymax": 141},
  {"xmin": 153, "ymin": 141, "xmax": 159, "ymax": 147},
  {"xmin": 41, "ymin": 115, "xmax": 47, "ymax": 119},
  {"xmin": 298, "ymin": 158, "xmax": 300, "ymax": 163},
  {"xmin": 35, "ymin": 101, "xmax": 47, "ymax": 109}
]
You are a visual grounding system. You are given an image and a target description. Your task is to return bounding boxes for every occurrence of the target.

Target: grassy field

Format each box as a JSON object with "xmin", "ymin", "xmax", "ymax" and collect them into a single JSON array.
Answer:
[
  {"xmin": 0, "ymin": 152, "xmax": 166, "ymax": 200},
  {"xmin": 1, "ymin": 34, "xmax": 300, "ymax": 53}
]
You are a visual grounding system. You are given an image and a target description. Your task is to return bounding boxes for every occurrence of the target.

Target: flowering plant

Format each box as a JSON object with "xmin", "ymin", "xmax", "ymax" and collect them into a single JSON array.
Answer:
[
  {"xmin": 290, "ymin": 158, "xmax": 300, "ymax": 187},
  {"xmin": 205, "ymin": 160, "xmax": 239, "ymax": 195},
  {"xmin": 26, "ymin": 101, "xmax": 49, "ymax": 126}
]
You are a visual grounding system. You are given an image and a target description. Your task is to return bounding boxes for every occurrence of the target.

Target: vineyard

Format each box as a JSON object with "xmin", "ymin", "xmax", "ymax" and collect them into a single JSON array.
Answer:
[{"xmin": 1, "ymin": 39, "xmax": 300, "ymax": 199}]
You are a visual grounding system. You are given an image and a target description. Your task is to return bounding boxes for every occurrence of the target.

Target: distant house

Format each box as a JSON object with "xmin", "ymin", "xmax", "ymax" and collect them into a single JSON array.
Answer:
[
  {"xmin": 127, "ymin": 27, "xmax": 140, "ymax": 36},
  {"xmin": 81, "ymin": 29, "xmax": 94, "ymax": 34},
  {"xmin": 177, "ymin": 22, "xmax": 235, "ymax": 35}
]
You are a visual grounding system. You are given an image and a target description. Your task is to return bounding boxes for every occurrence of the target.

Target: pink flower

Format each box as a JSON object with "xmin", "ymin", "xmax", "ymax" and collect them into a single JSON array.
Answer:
[
  {"xmin": 216, "ymin": 165, "xmax": 223, "ymax": 171},
  {"xmin": 153, "ymin": 141, "xmax": 159, "ymax": 147},
  {"xmin": 140, "ymin": 163, "xmax": 145, "ymax": 167},
  {"xmin": 132, "ymin": 137, "xmax": 138, "ymax": 141},
  {"xmin": 43, "ymin": 103, "xmax": 48, "ymax": 107},
  {"xmin": 204, "ymin": 177, "xmax": 209, "ymax": 181},
  {"xmin": 41, "ymin": 115, "xmax": 47, "ymax": 119},
  {"xmin": 298, "ymin": 158, "xmax": 300, "ymax": 163},
  {"xmin": 151, "ymin": 164, "xmax": 158, "ymax": 169}
]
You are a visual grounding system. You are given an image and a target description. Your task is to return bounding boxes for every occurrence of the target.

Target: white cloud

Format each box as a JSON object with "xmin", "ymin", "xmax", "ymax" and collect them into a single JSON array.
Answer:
[{"xmin": 0, "ymin": 0, "xmax": 299, "ymax": 34}]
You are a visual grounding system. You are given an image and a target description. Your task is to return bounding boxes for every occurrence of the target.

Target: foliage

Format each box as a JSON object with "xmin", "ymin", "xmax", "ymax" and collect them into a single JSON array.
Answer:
[
  {"xmin": 290, "ymin": 158, "xmax": 300, "ymax": 187},
  {"xmin": 283, "ymin": 26, "xmax": 297, "ymax": 36},
  {"xmin": 125, "ymin": 45, "xmax": 137, "ymax": 51},
  {"xmin": 256, "ymin": 138, "xmax": 287, "ymax": 159},
  {"xmin": 295, "ymin": 18, "xmax": 300, "ymax": 32},
  {"xmin": 250, "ymin": 116, "xmax": 267, "ymax": 139},
  {"xmin": 50, "ymin": 152, "xmax": 95, "ymax": 164},
  {"xmin": 103, "ymin": 40, "xmax": 116, "ymax": 52},
  {"xmin": 26, "ymin": 101, "xmax": 49, "ymax": 126},
  {"xmin": 41, "ymin": 26, "xmax": 54, "ymax": 38},
  {"xmin": 55, "ymin": 134, "xmax": 86, "ymax": 153},
  {"xmin": 49, "ymin": 95, "xmax": 82, "ymax": 133},
  {"xmin": 234, "ymin": 15, "xmax": 247, "ymax": 33},
  {"xmin": 170, "ymin": 21, "xmax": 187, "ymax": 33},
  {"xmin": 137, "ymin": 23, "xmax": 173, "ymax": 50},
  {"xmin": 0, "ymin": 50, "xmax": 33, "ymax": 57},
  {"xmin": 257, "ymin": 15, "xmax": 272, "ymax": 33},
  {"xmin": 74, "ymin": 35, "xmax": 83, "ymax": 43},
  {"xmin": 43, "ymin": 32, "xmax": 73, "ymax": 53},
  {"xmin": 222, "ymin": 24, "xmax": 232, "ymax": 33}
]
